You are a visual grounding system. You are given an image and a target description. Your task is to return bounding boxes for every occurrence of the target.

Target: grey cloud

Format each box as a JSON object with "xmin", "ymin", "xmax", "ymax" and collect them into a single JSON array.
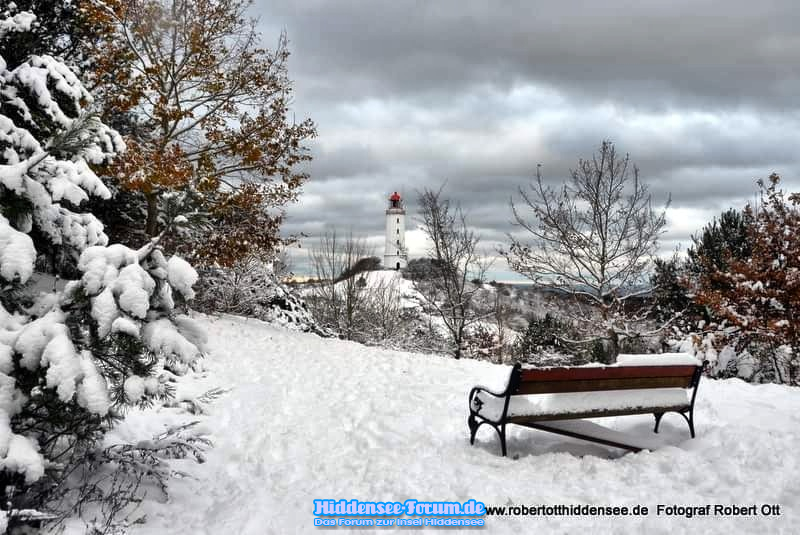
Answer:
[
  {"xmin": 256, "ymin": 1, "xmax": 800, "ymax": 267},
  {"xmin": 259, "ymin": 0, "xmax": 800, "ymax": 109}
]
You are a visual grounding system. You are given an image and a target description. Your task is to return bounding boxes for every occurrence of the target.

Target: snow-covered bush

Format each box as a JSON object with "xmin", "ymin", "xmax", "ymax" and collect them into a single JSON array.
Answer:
[
  {"xmin": 0, "ymin": 9, "xmax": 205, "ymax": 529},
  {"xmin": 462, "ymin": 324, "xmax": 509, "ymax": 363},
  {"xmin": 194, "ymin": 257, "xmax": 325, "ymax": 335}
]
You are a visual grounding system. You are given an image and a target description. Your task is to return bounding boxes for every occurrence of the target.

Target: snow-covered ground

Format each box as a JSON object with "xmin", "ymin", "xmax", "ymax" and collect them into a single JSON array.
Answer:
[{"xmin": 88, "ymin": 313, "xmax": 799, "ymax": 534}]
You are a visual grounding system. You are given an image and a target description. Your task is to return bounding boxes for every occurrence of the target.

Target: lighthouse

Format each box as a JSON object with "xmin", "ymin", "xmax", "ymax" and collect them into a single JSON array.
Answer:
[{"xmin": 384, "ymin": 191, "xmax": 407, "ymax": 270}]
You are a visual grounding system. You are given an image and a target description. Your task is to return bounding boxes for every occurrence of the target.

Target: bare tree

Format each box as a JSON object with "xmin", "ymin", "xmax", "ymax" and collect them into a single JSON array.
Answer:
[
  {"xmin": 360, "ymin": 278, "xmax": 406, "ymax": 343},
  {"xmin": 307, "ymin": 229, "xmax": 415, "ymax": 344},
  {"xmin": 503, "ymin": 140, "xmax": 669, "ymax": 359},
  {"xmin": 272, "ymin": 247, "xmax": 294, "ymax": 279},
  {"xmin": 492, "ymin": 289, "xmax": 513, "ymax": 362},
  {"xmin": 308, "ymin": 229, "xmax": 369, "ymax": 339},
  {"xmin": 414, "ymin": 187, "xmax": 488, "ymax": 358}
]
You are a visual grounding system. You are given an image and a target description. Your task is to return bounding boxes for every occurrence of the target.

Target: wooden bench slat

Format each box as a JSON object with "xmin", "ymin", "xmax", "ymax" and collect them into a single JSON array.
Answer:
[
  {"xmin": 515, "ymin": 375, "xmax": 694, "ymax": 394},
  {"xmin": 519, "ymin": 365, "xmax": 697, "ymax": 382}
]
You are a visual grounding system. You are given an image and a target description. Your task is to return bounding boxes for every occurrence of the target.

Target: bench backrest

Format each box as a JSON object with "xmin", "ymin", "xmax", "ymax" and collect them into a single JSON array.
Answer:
[{"xmin": 509, "ymin": 364, "xmax": 702, "ymax": 395}]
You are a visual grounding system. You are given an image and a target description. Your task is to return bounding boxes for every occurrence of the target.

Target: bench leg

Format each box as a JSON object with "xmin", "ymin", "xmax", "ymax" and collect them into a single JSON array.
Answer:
[
  {"xmin": 677, "ymin": 411, "xmax": 696, "ymax": 438},
  {"xmin": 497, "ymin": 424, "xmax": 507, "ymax": 457},
  {"xmin": 468, "ymin": 417, "xmax": 509, "ymax": 456},
  {"xmin": 468, "ymin": 415, "xmax": 479, "ymax": 445},
  {"xmin": 653, "ymin": 412, "xmax": 664, "ymax": 433},
  {"xmin": 655, "ymin": 411, "xmax": 696, "ymax": 438}
]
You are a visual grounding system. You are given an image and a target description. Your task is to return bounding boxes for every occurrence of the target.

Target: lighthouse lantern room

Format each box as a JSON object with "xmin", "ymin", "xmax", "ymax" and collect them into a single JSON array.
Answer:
[{"xmin": 384, "ymin": 191, "xmax": 407, "ymax": 270}]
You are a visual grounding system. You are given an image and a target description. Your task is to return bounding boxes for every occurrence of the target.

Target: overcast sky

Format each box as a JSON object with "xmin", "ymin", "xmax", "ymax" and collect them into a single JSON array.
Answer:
[{"xmin": 253, "ymin": 1, "xmax": 800, "ymax": 277}]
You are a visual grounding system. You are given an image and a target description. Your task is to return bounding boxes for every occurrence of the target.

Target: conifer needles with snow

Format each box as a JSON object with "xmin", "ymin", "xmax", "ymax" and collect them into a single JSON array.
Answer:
[{"xmin": 0, "ymin": 8, "xmax": 205, "ymax": 529}]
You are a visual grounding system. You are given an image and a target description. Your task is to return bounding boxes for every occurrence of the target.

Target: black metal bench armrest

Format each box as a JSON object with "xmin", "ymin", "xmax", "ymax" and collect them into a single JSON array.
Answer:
[
  {"xmin": 468, "ymin": 385, "xmax": 506, "ymax": 418},
  {"xmin": 469, "ymin": 363, "xmax": 521, "ymax": 400},
  {"xmin": 469, "ymin": 384, "xmax": 506, "ymax": 399},
  {"xmin": 468, "ymin": 364, "xmax": 521, "ymax": 421}
]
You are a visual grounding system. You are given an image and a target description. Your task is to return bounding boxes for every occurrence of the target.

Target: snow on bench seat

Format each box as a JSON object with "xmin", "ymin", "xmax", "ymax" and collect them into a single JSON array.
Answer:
[
  {"xmin": 477, "ymin": 387, "xmax": 690, "ymax": 422},
  {"xmin": 615, "ymin": 353, "xmax": 702, "ymax": 367}
]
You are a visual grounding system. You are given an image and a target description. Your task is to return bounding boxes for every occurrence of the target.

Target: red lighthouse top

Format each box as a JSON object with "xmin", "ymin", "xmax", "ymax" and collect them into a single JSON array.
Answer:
[{"xmin": 388, "ymin": 191, "xmax": 403, "ymax": 209}]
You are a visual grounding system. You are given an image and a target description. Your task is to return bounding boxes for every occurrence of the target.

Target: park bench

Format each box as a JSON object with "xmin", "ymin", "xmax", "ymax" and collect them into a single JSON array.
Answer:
[{"xmin": 467, "ymin": 355, "xmax": 705, "ymax": 456}]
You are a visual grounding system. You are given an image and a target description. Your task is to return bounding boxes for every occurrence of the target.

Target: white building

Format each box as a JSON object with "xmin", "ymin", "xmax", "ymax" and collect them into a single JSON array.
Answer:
[{"xmin": 384, "ymin": 191, "xmax": 407, "ymax": 270}]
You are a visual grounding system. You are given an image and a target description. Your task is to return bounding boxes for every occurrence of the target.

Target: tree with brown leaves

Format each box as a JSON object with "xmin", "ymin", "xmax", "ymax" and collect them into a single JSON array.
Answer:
[
  {"xmin": 694, "ymin": 174, "xmax": 800, "ymax": 385},
  {"xmin": 90, "ymin": 0, "xmax": 315, "ymax": 266}
]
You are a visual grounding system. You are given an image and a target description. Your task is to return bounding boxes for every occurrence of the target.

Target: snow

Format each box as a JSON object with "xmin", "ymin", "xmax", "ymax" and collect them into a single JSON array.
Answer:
[
  {"xmin": 115, "ymin": 264, "xmax": 155, "ymax": 319},
  {"xmin": 333, "ymin": 269, "xmax": 422, "ymax": 309},
  {"xmin": 167, "ymin": 255, "xmax": 198, "ymax": 300},
  {"xmin": 530, "ymin": 419, "xmax": 663, "ymax": 451},
  {"xmin": 111, "ymin": 316, "xmax": 141, "ymax": 338},
  {"xmin": 40, "ymin": 333, "xmax": 83, "ymax": 403},
  {"xmin": 0, "ymin": 402, "xmax": 44, "ymax": 485},
  {"xmin": 76, "ymin": 352, "xmax": 110, "ymax": 415},
  {"xmin": 78, "ymin": 244, "xmax": 137, "ymax": 295},
  {"xmin": 0, "ymin": 214, "xmax": 35, "ymax": 283},
  {"xmin": 0, "ymin": 343, "xmax": 12, "ymax": 374},
  {"xmin": 97, "ymin": 314, "xmax": 799, "ymax": 535},
  {"xmin": 0, "ymin": 160, "xmax": 28, "ymax": 192},
  {"xmin": 0, "ymin": 427, "xmax": 44, "ymax": 484},
  {"xmin": 91, "ymin": 287, "xmax": 119, "ymax": 338},
  {"xmin": 144, "ymin": 376, "xmax": 159, "ymax": 395},
  {"xmin": 124, "ymin": 376, "xmax": 146, "ymax": 402},
  {"xmin": 0, "ymin": 373, "xmax": 21, "ymax": 415},
  {"xmin": 0, "ymin": 11, "xmax": 35, "ymax": 39},
  {"xmin": 14, "ymin": 309, "xmax": 68, "ymax": 370},
  {"xmin": 10, "ymin": 55, "xmax": 92, "ymax": 130},
  {"xmin": 615, "ymin": 353, "xmax": 702, "ymax": 367},
  {"xmin": 142, "ymin": 318, "xmax": 203, "ymax": 365}
]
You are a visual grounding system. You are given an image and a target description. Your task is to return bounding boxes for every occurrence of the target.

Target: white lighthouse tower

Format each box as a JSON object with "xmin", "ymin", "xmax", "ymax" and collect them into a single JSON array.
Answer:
[{"xmin": 384, "ymin": 191, "xmax": 407, "ymax": 270}]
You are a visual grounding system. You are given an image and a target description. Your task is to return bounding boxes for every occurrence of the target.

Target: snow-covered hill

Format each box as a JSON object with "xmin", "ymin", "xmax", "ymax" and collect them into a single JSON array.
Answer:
[{"xmin": 88, "ymin": 314, "xmax": 799, "ymax": 534}]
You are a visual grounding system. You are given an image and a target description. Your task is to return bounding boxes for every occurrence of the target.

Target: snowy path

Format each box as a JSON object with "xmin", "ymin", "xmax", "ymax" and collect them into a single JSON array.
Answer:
[{"xmin": 122, "ymin": 314, "xmax": 799, "ymax": 534}]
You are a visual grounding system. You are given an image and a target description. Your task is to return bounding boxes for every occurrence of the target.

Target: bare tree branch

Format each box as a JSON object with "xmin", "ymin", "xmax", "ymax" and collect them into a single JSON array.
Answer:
[
  {"xmin": 502, "ymin": 140, "xmax": 670, "ymax": 359},
  {"xmin": 413, "ymin": 186, "xmax": 487, "ymax": 358}
]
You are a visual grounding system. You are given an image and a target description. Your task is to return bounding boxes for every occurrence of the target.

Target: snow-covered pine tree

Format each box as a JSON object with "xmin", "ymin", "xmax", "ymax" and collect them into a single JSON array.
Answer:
[
  {"xmin": 661, "ymin": 208, "xmax": 755, "ymax": 379},
  {"xmin": 687, "ymin": 207, "xmax": 752, "ymax": 282},
  {"xmin": 0, "ymin": 7, "xmax": 205, "ymax": 529}
]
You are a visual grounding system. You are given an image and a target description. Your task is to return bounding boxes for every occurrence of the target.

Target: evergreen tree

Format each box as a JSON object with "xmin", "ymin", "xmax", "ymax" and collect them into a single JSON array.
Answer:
[
  {"xmin": 687, "ymin": 207, "xmax": 752, "ymax": 280},
  {"xmin": 650, "ymin": 253, "xmax": 708, "ymax": 332},
  {"xmin": 0, "ymin": 7, "xmax": 204, "ymax": 526},
  {"xmin": 515, "ymin": 314, "xmax": 567, "ymax": 355},
  {"xmin": 0, "ymin": 0, "xmax": 85, "ymax": 69},
  {"xmin": 512, "ymin": 313, "xmax": 586, "ymax": 365}
]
